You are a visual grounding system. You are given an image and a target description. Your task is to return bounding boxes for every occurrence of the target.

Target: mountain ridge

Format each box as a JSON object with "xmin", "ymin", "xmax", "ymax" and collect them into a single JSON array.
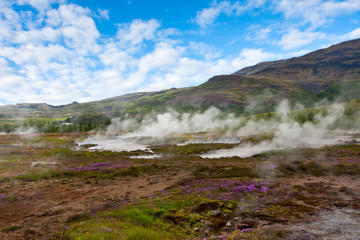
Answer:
[{"xmin": 1, "ymin": 38, "xmax": 360, "ymax": 118}]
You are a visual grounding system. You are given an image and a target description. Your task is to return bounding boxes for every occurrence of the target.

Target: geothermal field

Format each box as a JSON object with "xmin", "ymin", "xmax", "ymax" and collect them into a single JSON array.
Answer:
[
  {"xmin": 2, "ymin": 1, "xmax": 360, "ymax": 239},
  {"xmin": 0, "ymin": 101, "xmax": 360, "ymax": 240}
]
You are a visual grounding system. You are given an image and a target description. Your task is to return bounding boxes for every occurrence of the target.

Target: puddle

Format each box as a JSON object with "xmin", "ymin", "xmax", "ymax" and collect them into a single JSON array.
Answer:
[
  {"xmin": 130, "ymin": 154, "xmax": 161, "ymax": 159},
  {"xmin": 77, "ymin": 135, "xmax": 148, "ymax": 152}
]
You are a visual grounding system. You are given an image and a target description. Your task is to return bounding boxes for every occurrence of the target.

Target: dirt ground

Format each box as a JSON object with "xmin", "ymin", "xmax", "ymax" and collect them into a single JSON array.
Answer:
[
  {"xmin": 0, "ymin": 168, "xmax": 189, "ymax": 240},
  {"xmin": 0, "ymin": 133, "xmax": 359, "ymax": 240}
]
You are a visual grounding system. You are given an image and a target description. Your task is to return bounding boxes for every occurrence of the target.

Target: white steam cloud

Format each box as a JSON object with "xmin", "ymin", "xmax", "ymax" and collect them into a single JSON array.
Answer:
[
  {"xmin": 108, "ymin": 107, "xmax": 241, "ymax": 137},
  {"xmin": 79, "ymin": 100, "xmax": 359, "ymax": 156},
  {"xmin": 78, "ymin": 107, "xmax": 242, "ymax": 151},
  {"xmin": 202, "ymin": 101, "xmax": 353, "ymax": 158}
]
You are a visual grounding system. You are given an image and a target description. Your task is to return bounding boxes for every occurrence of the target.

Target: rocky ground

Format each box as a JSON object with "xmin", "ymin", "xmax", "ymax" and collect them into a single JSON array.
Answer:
[{"xmin": 0, "ymin": 133, "xmax": 359, "ymax": 239}]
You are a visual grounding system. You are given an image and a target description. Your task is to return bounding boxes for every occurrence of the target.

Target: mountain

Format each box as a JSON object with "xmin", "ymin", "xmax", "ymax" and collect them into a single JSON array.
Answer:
[
  {"xmin": 169, "ymin": 39, "xmax": 360, "ymax": 111},
  {"xmin": 1, "ymin": 38, "xmax": 360, "ymax": 119}
]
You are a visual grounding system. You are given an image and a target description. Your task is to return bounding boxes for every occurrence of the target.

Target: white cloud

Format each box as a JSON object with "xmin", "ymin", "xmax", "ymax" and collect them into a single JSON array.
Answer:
[
  {"xmin": 3, "ymin": 0, "xmax": 358, "ymax": 107},
  {"xmin": 0, "ymin": 1, "xmax": 104, "ymax": 104},
  {"xmin": 138, "ymin": 42, "xmax": 184, "ymax": 72},
  {"xmin": 344, "ymin": 27, "xmax": 360, "ymax": 39},
  {"xmin": 279, "ymin": 28, "xmax": 327, "ymax": 50},
  {"xmin": 97, "ymin": 9, "xmax": 109, "ymax": 20},
  {"xmin": 99, "ymin": 44, "xmax": 134, "ymax": 71},
  {"xmin": 275, "ymin": 0, "xmax": 360, "ymax": 28},
  {"xmin": 246, "ymin": 25, "xmax": 273, "ymax": 42},
  {"xmin": 16, "ymin": 0, "xmax": 66, "ymax": 11},
  {"xmin": 188, "ymin": 41, "xmax": 222, "ymax": 60},
  {"xmin": 0, "ymin": 1, "xmax": 21, "ymax": 42},
  {"xmin": 135, "ymin": 47, "xmax": 277, "ymax": 92},
  {"xmin": 2, "ymin": 10, "xmax": 176, "ymax": 105},
  {"xmin": 254, "ymin": 27, "xmax": 272, "ymax": 40},
  {"xmin": 231, "ymin": 48, "xmax": 276, "ymax": 69},
  {"xmin": 194, "ymin": 1, "xmax": 232, "ymax": 28},
  {"xmin": 194, "ymin": 0, "xmax": 266, "ymax": 28},
  {"xmin": 49, "ymin": 4, "xmax": 100, "ymax": 53},
  {"xmin": 117, "ymin": 19, "xmax": 160, "ymax": 46},
  {"xmin": 0, "ymin": 0, "xmax": 279, "ymax": 107},
  {"xmin": 13, "ymin": 27, "xmax": 60, "ymax": 44}
]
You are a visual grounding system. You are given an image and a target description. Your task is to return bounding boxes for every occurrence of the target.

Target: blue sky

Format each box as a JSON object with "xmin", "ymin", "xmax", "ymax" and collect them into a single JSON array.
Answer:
[{"xmin": 1, "ymin": 0, "xmax": 360, "ymax": 105}]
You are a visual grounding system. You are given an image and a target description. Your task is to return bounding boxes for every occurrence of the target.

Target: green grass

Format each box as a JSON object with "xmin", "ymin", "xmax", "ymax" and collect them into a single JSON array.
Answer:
[
  {"xmin": 331, "ymin": 164, "xmax": 360, "ymax": 176},
  {"xmin": 277, "ymin": 161, "xmax": 328, "ymax": 177},
  {"xmin": 56, "ymin": 176, "xmax": 283, "ymax": 240},
  {"xmin": 152, "ymin": 143, "xmax": 238, "ymax": 155},
  {"xmin": 0, "ymin": 114, "xmax": 359, "ymax": 240},
  {"xmin": 1, "ymin": 225, "xmax": 22, "ymax": 233},
  {"xmin": 193, "ymin": 165, "xmax": 257, "ymax": 179},
  {"xmin": 11, "ymin": 164, "xmax": 169, "ymax": 182},
  {"xmin": 60, "ymin": 201, "xmax": 189, "ymax": 240},
  {"xmin": 14, "ymin": 169, "xmax": 61, "ymax": 181}
]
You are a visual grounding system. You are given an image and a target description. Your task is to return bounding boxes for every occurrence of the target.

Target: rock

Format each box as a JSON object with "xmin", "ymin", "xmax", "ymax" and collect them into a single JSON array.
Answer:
[
  {"xmin": 236, "ymin": 224, "xmax": 253, "ymax": 231},
  {"xmin": 213, "ymin": 210, "xmax": 221, "ymax": 216},
  {"xmin": 102, "ymin": 227, "xmax": 113, "ymax": 232},
  {"xmin": 241, "ymin": 218, "xmax": 258, "ymax": 227}
]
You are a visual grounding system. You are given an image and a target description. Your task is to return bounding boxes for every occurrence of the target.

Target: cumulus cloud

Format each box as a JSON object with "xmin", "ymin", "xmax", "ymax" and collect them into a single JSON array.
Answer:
[
  {"xmin": 135, "ymin": 47, "xmax": 277, "ymax": 92},
  {"xmin": 0, "ymin": 0, "xmax": 281, "ymax": 106},
  {"xmin": 0, "ymin": 2, "xmax": 101, "ymax": 104},
  {"xmin": 117, "ymin": 19, "xmax": 160, "ymax": 47},
  {"xmin": 16, "ymin": 0, "xmax": 66, "ymax": 11},
  {"xmin": 3, "ymin": 0, "xmax": 358, "ymax": 106}
]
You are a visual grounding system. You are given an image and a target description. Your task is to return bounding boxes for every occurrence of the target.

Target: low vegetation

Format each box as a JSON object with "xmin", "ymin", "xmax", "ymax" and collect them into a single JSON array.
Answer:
[{"xmin": 0, "ymin": 131, "xmax": 359, "ymax": 240}]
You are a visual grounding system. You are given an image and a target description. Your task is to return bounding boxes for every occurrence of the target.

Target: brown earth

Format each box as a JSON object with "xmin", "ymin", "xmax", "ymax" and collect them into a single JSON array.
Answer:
[
  {"xmin": 0, "ymin": 133, "xmax": 359, "ymax": 240},
  {"xmin": 0, "ymin": 166, "xmax": 189, "ymax": 240}
]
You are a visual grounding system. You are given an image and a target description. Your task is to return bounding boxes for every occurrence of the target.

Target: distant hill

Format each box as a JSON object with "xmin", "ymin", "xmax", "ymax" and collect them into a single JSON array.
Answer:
[{"xmin": 1, "ymin": 38, "xmax": 360, "ymax": 119}]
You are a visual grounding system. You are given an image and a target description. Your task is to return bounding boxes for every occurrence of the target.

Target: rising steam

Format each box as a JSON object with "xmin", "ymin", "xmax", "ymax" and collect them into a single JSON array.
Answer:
[
  {"xmin": 202, "ymin": 101, "xmax": 354, "ymax": 158},
  {"xmin": 79, "ymin": 100, "xmax": 359, "ymax": 156},
  {"xmin": 79, "ymin": 107, "xmax": 242, "ymax": 151}
]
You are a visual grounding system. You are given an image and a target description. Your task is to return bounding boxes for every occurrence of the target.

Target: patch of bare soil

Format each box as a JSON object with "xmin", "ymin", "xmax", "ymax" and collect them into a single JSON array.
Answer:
[
  {"xmin": 266, "ymin": 176, "xmax": 360, "ymax": 240},
  {"xmin": 284, "ymin": 208, "xmax": 360, "ymax": 240},
  {"xmin": 0, "ymin": 171, "xmax": 189, "ymax": 240}
]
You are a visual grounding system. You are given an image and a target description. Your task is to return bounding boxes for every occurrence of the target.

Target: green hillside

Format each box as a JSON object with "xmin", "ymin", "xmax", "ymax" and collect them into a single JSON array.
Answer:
[{"xmin": 1, "ymin": 38, "xmax": 360, "ymax": 127}]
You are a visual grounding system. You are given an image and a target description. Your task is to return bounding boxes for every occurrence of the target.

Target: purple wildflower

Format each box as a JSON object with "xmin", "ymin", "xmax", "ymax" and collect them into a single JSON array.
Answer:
[
  {"xmin": 69, "ymin": 161, "xmax": 134, "ymax": 171},
  {"xmin": 179, "ymin": 179, "xmax": 272, "ymax": 202}
]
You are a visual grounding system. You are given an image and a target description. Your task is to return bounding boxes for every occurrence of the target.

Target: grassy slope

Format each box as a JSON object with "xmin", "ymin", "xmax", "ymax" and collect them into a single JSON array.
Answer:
[{"xmin": 1, "ymin": 39, "xmax": 360, "ymax": 119}]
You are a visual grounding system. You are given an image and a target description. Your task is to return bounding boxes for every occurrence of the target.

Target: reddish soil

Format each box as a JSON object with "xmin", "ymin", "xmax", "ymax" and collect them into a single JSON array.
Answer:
[{"xmin": 0, "ymin": 171, "xmax": 189, "ymax": 240}]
